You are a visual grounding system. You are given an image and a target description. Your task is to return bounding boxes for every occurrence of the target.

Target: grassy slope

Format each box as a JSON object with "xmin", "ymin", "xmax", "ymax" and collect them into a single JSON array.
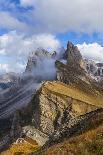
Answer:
[
  {"xmin": 42, "ymin": 81, "xmax": 103, "ymax": 155},
  {"xmin": 44, "ymin": 124, "xmax": 103, "ymax": 155},
  {"xmin": 43, "ymin": 81, "xmax": 103, "ymax": 108},
  {"xmin": 1, "ymin": 138, "xmax": 39, "ymax": 155}
]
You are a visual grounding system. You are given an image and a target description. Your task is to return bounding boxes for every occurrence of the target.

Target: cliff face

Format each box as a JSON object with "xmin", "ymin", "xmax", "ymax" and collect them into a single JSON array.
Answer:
[
  {"xmin": 26, "ymin": 81, "xmax": 103, "ymax": 155},
  {"xmin": 64, "ymin": 41, "xmax": 83, "ymax": 68},
  {"xmin": 56, "ymin": 42, "xmax": 90, "ymax": 85},
  {"xmin": 31, "ymin": 81, "xmax": 103, "ymax": 137}
]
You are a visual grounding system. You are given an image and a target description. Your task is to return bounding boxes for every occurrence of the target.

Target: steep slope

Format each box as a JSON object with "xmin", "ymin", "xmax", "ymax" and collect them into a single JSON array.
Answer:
[
  {"xmin": 56, "ymin": 42, "xmax": 103, "ymax": 94},
  {"xmin": 44, "ymin": 124, "xmax": 103, "ymax": 155},
  {"xmin": 31, "ymin": 81, "xmax": 103, "ymax": 132},
  {"xmin": 26, "ymin": 81, "xmax": 103, "ymax": 152},
  {"xmin": 1, "ymin": 137, "xmax": 39, "ymax": 155},
  {"xmin": 25, "ymin": 81, "xmax": 103, "ymax": 155}
]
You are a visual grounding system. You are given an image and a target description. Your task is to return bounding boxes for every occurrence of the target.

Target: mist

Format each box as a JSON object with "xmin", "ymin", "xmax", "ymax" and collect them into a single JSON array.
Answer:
[{"xmin": 23, "ymin": 47, "xmax": 66, "ymax": 82}]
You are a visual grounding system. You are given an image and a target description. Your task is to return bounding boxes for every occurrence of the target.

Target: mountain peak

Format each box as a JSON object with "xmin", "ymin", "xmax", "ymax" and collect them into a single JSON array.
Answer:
[{"xmin": 65, "ymin": 41, "xmax": 83, "ymax": 68}]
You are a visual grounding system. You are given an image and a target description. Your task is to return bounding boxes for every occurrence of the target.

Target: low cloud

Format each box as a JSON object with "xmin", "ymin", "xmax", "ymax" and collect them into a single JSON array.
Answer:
[
  {"xmin": 77, "ymin": 43, "xmax": 103, "ymax": 62},
  {"xmin": 0, "ymin": 31, "xmax": 60, "ymax": 73}
]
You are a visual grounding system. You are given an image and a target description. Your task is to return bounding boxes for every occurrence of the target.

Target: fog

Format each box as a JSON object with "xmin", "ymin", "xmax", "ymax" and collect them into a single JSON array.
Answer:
[
  {"xmin": 0, "ymin": 47, "xmax": 66, "ymax": 118},
  {"xmin": 24, "ymin": 48, "xmax": 66, "ymax": 82}
]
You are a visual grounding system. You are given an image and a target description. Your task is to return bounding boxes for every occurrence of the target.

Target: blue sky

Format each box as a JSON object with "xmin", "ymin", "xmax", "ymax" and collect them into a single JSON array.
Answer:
[
  {"xmin": 0, "ymin": 0, "xmax": 103, "ymax": 45},
  {"xmin": 0, "ymin": 0, "xmax": 103, "ymax": 73}
]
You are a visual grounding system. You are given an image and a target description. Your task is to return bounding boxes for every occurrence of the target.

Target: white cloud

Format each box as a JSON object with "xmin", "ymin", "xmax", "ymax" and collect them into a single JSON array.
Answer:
[
  {"xmin": 0, "ymin": 63, "xmax": 25, "ymax": 74},
  {"xmin": 0, "ymin": 31, "xmax": 60, "ymax": 73},
  {"xmin": 0, "ymin": 64, "xmax": 9, "ymax": 73},
  {"xmin": 20, "ymin": 0, "xmax": 103, "ymax": 34},
  {"xmin": 0, "ymin": 11, "xmax": 28, "ymax": 32},
  {"xmin": 1, "ymin": 0, "xmax": 103, "ymax": 34},
  {"xmin": 20, "ymin": 0, "xmax": 37, "ymax": 6},
  {"xmin": 0, "ymin": 31, "xmax": 60, "ymax": 57},
  {"xmin": 77, "ymin": 43, "xmax": 103, "ymax": 62}
]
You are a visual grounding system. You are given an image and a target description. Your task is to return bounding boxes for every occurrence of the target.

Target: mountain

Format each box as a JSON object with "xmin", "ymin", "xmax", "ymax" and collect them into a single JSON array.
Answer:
[
  {"xmin": 0, "ymin": 42, "xmax": 103, "ymax": 155},
  {"xmin": 25, "ymin": 48, "xmax": 57, "ymax": 73},
  {"xmin": 25, "ymin": 48, "xmax": 59, "ymax": 82},
  {"xmin": 0, "ymin": 48, "xmax": 59, "ymax": 120},
  {"xmin": 0, "ymin": 72, "xmax": 19, "ymax": 91}
]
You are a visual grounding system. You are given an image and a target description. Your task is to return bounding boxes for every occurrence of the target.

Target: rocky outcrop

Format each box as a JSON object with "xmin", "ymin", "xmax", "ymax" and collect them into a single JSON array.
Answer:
[
  {"xmin": 84, "ymin": 60, "xmax": 103, "ymax": 78},
  {"xmin": 25, "ymin": 48, "xmax": 57, "ymax": 73},
  {"xmin": 56, "ymin": 41, "xmax": 90, "ymax": 86},
  {"xmin": 65, "ymin": 41, "xmax": 103, "ymax": 78},
  {"xmin": 64, "ymin": 41, "xmax": 84, "ymax": 69},
  {"xmin": 31, "ymin": 81, "xmax": 102, "ymax": 137},
  {"xmin": 55, "ymin": 42, "xmax": 103, "ymax": 95},
  {"xmin": 22, "ymin": 126, "xmax": 49, "ymax": 146},
  {"xmin": 28, "ymin": 81, "xmax": 103, "ymax": 155}
]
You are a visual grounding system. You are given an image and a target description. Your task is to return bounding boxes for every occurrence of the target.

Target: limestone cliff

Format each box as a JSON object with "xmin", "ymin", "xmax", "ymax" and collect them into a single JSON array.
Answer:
[
  {"xmin": 27, "ymin": 81, "xmax": 103, "ymax": 155},
  {"xmin": 55, "ymin": 42, "xmax": 103, "ymax": 95},
  {"xmin": 64, "ymin": 41, "xmax": 83, "ymax": 68},
  {"xmin": 31, "ymin": 81, "xmax": 103, "ymax": 136}
]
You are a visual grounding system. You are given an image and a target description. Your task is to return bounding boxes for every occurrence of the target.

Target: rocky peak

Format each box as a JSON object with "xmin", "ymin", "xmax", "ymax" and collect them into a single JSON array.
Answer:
[
  {"xmin": 65, "ymin": 41, "xmax": 103, "ymax": 79},
  {"xmin": 65, "ymin": 41, "xmax": 83, "ymax": 68},
  {"xmin": 25, "ymin": 48, "xmax": 57, "ymax": 73}
]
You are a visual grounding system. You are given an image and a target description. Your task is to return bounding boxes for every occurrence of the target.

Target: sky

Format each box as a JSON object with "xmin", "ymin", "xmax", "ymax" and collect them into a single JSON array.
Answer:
[{"xmin": 0, "ymin": 0, "xmax": 103, "ymax": 73}]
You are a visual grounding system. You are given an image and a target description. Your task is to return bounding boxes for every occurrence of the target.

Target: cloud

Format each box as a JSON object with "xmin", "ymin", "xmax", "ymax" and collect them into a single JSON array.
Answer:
[
  {"xmin": 0, "ymin": 63, "xmax": 25, "ymax": 74},
  {"xmin": 0, "ymin": 0, "xmax": 103, "ymax": 34},
  {"xmin": 19, "ymin": 0, "xmax": 103, "ymax": 34},
  {"xmin": 0, "ymin": 64, "xmax": 9, "ymax": 73},
  {"xmin": 77, "ymin": 43, "xmax": 103, "ymax": 62},
  {"xmin": 0, "ymin": 31, "xmax": 60, "ymax": 73},
  {"xmin": 0, "ymin": 11, "xmax": 28, "ymax": 32},
  {"xmin": 20, "ymin": 0, "xmax": 37, "ymax": 6}
]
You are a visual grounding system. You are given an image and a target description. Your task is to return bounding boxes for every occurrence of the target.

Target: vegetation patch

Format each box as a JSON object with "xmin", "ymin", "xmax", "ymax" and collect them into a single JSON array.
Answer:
[{"xmin": 44, "ymin": 125, "xmax": 103, "ymax": 155}]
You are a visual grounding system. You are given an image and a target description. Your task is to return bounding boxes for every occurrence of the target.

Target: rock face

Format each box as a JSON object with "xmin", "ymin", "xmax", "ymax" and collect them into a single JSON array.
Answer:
[
  {"xmin": 31, "ymin": 81, "xmax": 102, "ymax": 137},
  {"xmin": 56, "ymin": 41, "xmax": 103, "ymax": 90},
  {"xmin": 85, "ymin": 60, "xmax": 103, "ymax": 78},
  {"xmin": 22, "ymin": 126, "xmax": 49, "ymax": 146},
  {"xmin": 25, "ymin": 48, "xmax": 57, "ymax": 73},
  {"xmin": 10, "ymin": 111, "xmax": 22, "ymax": 140},
  {"xmin": 25, "ymin": 48, "xmax": 58, "ymax": 82},
  {"xmin": 58, "ymin": 41, "xmax": 103, "ymax": 83},
  {"xmin": 65, "ymin": 41, "xmax": 83, "ymax": 68},
  {"xmin": 56, "ymin": 41, "xmax": 90, "ymax": 85},
  {"xmin": 96, "ymin": 63, "xmax": 103, "ymax": 76},
  {"xmin": 27, "ymin": 81, "xmax": 103, "ymax": 155}
]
